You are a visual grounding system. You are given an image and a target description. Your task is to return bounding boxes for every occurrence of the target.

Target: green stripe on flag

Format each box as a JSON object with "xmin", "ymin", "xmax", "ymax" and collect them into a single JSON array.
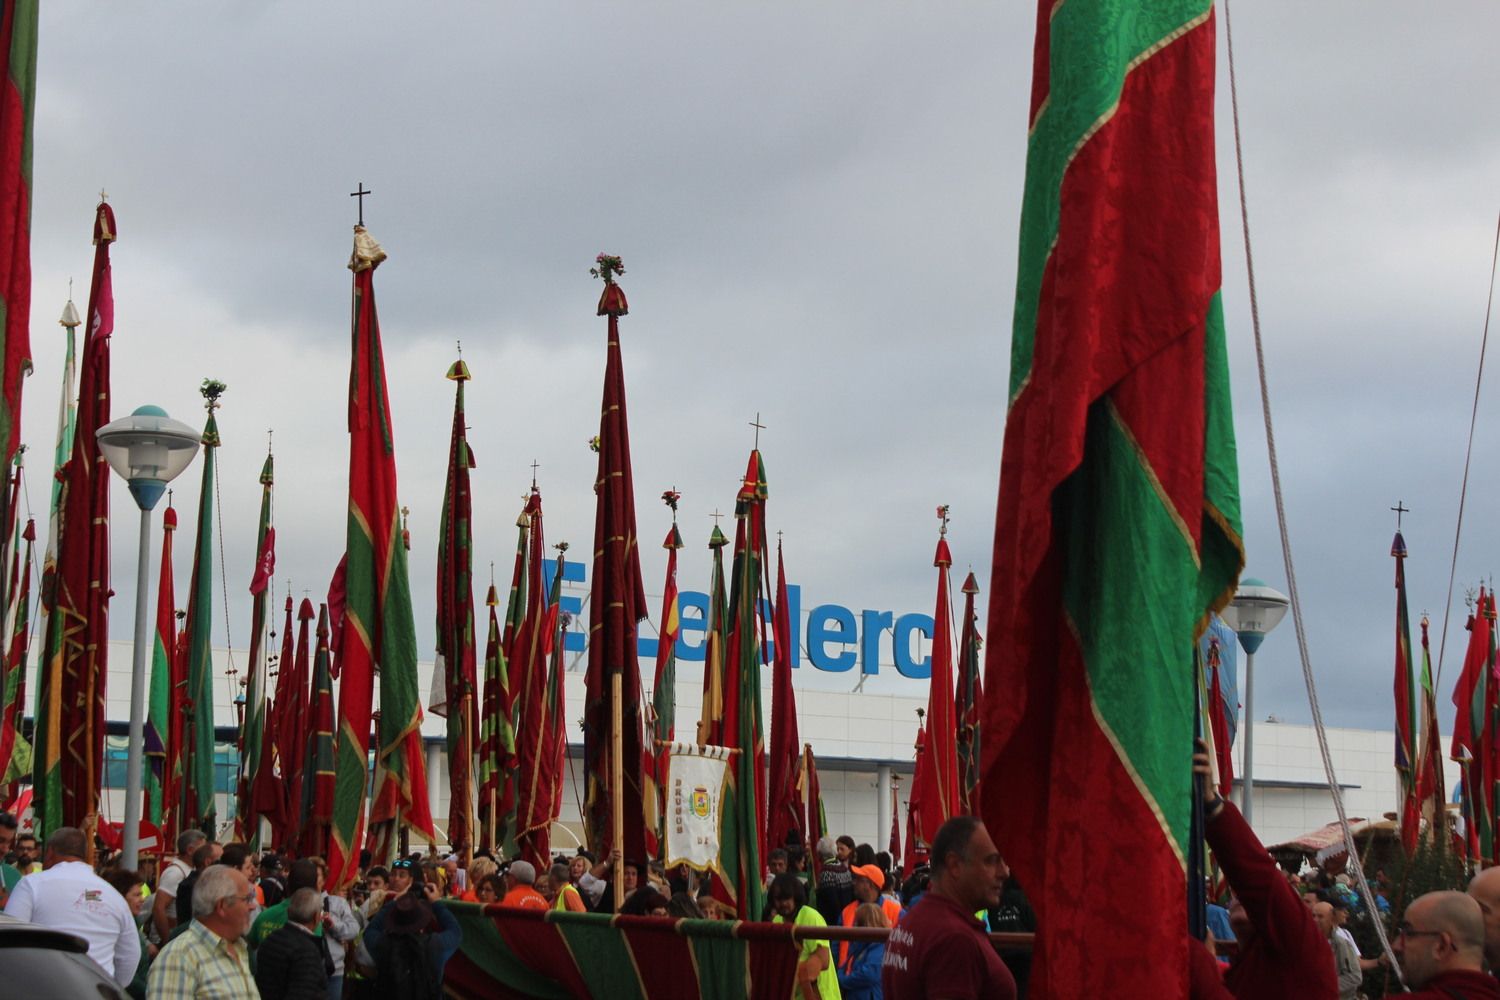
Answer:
[
  {"xmin": 553, "ymin": 914, "xmax": 646, "ymax": 1000},
  {"xmin": 449, "ymin": 905, "xmax": 571, "ymax": 999},
  {"xmin": 1010, "ymin": 0, "xmax": 1213, "ymax": 402}
]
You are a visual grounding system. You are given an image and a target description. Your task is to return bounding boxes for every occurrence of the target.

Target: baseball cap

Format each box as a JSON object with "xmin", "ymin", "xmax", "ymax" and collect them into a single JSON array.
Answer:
[{"xmin": 851, "ymin": 864, "xmax": 885, "ymax": 889}]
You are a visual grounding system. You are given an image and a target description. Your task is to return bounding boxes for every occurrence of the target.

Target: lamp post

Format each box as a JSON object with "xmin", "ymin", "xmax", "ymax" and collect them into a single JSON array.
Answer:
[
  {"xmin": 97, "ymin": 405, "xmax": 201, "ymax": 870},
  {"xmin": 1218, "ymin": 577, "xmax": 1290, "ymax": 826}
]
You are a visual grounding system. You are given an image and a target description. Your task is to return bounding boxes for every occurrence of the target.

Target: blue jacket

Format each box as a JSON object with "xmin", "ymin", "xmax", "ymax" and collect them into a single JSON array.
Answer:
[{"xmin": 837, "ymin": 940, "xmax": 885, "ymax": 1000}]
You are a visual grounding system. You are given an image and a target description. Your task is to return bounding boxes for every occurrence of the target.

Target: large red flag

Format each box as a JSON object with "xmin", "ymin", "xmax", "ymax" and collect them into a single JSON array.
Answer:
[
  {"xmin": 33, "ymin": 200, "xmax": 115, "ymax": 841},
  {"xmin": 581, "ymin": 256, "xmax": 649, "ymax": 869},
  {"xmin": 980, "ymin": 3, "xmax": 1242, "ymax": 993},
  {"xmin": 767, "ymin": 538, "xmax": 802, "ymax": 855}
]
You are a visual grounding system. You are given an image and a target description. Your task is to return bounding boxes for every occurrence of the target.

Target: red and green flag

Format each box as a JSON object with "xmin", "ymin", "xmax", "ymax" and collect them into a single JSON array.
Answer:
[
  {"xmin": 0, "ymin": 0, "xmax": 37, "ymax": 473},
  {"xmin": 299, "ymin": 604, "xmax": 336, "ymax": 860},
  {"xmin": 766, "ymin": 537, "xmax": 802, "ymax": 856},
  {"xmin": 1452, "ymin": 587, "xmax": 1492, "ymax": 862},
  {"xmin": 980, "ymin": 2, "xmax": 1243, "ymax": 992},
  {"xmin": 268, "ymin": 595, "xmax": 299, "ymax": 849},
  {"xmin": 432, "ymin": 357, "xmax": 478, "ymax": 858},
  {"xmin": 0, "ymin": 514, "xmax": 32, "ymax": 793},
  {"xmin": 513, "ymin": 492, "xmax": 562, "ymax": 870},
  {"xmin": 644, "ymin": 504, "xmax": 683, "ymax": 860},
  {"xmin": 179, "ymin": 386, "xmax": 224, "ymax": 837},
  {"xmin": 34, "ymin": 200, "xmax": 116, "ymax": 841},
  {"xmin": 331, "ymin": 224, "xmax": 435, "ymax": 887},
  {"xmin": 144, "ymin": 503, "xmax": 178, "ymax": 837},
  {"xmin": 803, "ymin": 743, "xmax": 826, "ymax": 878},
  {"xmin": 1407, "ymin": 615, "xmax": 1446, "ymax": 850},
  {"xmin": 696, "ymin": 524, "xmax": 729, "ymax": 746},
  {"xmin": 1393, "ymin": 530, "xmax": 1416, "ymax": 813},
  {"xmin": 715, "ymin": 451, "xmax": 768, "ymax": 919},
  {"xmin": 582, "ymin": 257, "xmax": 649, "ymax": 868},
  {"xmin": 477, "ymin": 581, "xmax": 508, "ymax": 854},
  {"xmin": 236, "ymin": 452, "xmax": 275, "ymax": 846},
  {"xmin": 955, "ymin": 570, "xmax": 983, "ymax": 816},
  {"xmin": 914, "ymin": 517, "xmax": 959, "ymax": 846}
]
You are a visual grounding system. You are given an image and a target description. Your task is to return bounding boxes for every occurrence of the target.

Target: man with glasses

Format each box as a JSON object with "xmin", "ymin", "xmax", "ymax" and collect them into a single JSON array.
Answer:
[
  {"xmin": 1392, "ymin": 891, "xmax": 1499, "ymax": 998},
  {"xmin": 147, "ymin": 864, "xmax": 259, "ymax": 998}
]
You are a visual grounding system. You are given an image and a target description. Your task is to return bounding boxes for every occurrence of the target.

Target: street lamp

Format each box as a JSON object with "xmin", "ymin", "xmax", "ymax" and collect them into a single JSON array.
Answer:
[
  {"xmin": 1218, "ymin": 577, "xmax": 1290, "ymax": 826},
  {"xmin": 97, "ymin": 405, "xmax": 200, "ymax": 869}
]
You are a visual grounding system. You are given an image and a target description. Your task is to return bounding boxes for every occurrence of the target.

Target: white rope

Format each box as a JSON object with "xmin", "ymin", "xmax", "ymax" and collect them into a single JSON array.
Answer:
[{"xmin": 1222, "ymin": 0, "xmax": 1404, "ymax": 983}]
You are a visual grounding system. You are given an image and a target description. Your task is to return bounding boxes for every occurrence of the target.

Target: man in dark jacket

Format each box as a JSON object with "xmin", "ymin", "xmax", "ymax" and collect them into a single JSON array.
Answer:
[{"xmin": 254, "ymin": 888, "xmax": 330, "ymax": 1000}]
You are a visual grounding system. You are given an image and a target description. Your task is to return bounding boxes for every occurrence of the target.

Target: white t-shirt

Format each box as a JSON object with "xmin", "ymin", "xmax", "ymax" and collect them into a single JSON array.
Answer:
[
  {"xmin": 157, "ymin": 857, "xmax": 191, "ymax": 899},
  {"xmin": 3, "ymin": 860, "xmax": 141, "ymax": 987}
]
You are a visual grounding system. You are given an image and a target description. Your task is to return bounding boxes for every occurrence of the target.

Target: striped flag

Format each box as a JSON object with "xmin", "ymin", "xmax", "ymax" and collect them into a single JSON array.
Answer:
[
  {"xmin": 299, "ymin": 604, "xmax": 336, "ymax": 859},
  {"xmin": 329, "ymin": 224, "xmax": 434, "ymax": 887},
  {"xmin": 766, "ymin": 538, "xmax": 802, "ymax": 856},
  {"xmin": 581, "ymin": 262, "xmax": 649, "ymax": 867},
  {"xmin": 34, "ymin": 201, "xmax": 117, "ymax": 841},
  {"xmin": 644, "ymin": 516, "xmax": 683, "ymax": 859},
  {"xmin": 696, "ymin": 525, "xmax": 729, "ymax": 746},
  {"xmin": 144, "ymin": 504, "xmax": 178, "ymax": 836},
  {"xmin": 236, "ymin": 453, "xmax": 275, "ymax": 846},
  {"xmin": 980, "ymin": 3, "xmax": 1243, "ymax": 990},
  {"xmin": 1393, "ymin": 530, "xmax": 1417, "ymax": 851},
  {"xmin": 511, "ymin": 489, "xmax": 559, "ymax": 870},
  {"xmin": 179, "ymin": 390, "xmax": 222, "ymax": 836},
  {"xmin": 432, "ymin": 357, "xmax": 478, "ymax": 858},
  {"xmin": 476, "ymin": 582, "xmax": 507, "ymax": 853},
  {"xmin": 1452, "ymin": 588, "xmax": 1492, "ymax": 862},
  {"xmin": 955, "ymin": 570, "xmax": 983, "ymax": 815},
  {"xmin": 0, "ymin": 514, "xmax": 32, "ymax": 792},
  {"xmin": 715, "ymin": 451, "xmax": 768, "ymax": 919}
]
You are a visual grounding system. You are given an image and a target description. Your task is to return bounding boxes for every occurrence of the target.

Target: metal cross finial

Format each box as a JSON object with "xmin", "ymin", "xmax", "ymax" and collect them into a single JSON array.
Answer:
[
  {"xmin": 167, "ymin": 489, "xmax": 173, "ymax": 506},
  {"xmin": 267, "ymin": 428, "xmax": 274, "ymax": 454},
  {"xmin": 531, "ymin": 459, "xmax": 540, "ymax": 489},
  {"xmin": 350, "ymin": 182, "xmax": 372, "ymax": 226},
  {"xmin": 750, "ymin": 413, "xmax": 766, "ymax": 449},
  {"xmin": 1391, "ymin": 500, "xmax": 1409, "ymax": 530},
  {"xmin": 710, "ymin": 509, "xmax": 724, "ymax": 526}
]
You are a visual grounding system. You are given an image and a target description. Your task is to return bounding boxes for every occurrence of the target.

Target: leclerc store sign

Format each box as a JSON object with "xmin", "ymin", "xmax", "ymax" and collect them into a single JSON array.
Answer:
[{"xmin": 555, "ymin": 560, "xmax": 937, "ymax": 680}]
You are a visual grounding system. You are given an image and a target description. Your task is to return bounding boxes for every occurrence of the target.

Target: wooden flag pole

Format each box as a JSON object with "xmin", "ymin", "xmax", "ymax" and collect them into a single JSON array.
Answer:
[{"xmin": 612, "ymin": 668, "xmax": 625, "ymax": 910}]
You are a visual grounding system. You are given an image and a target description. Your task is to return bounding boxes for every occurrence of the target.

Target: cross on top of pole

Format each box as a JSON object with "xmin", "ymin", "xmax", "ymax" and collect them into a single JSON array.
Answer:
[
  {"xmin": 351, "ymin": 182, "xmax": 372, "ymax": 226},
  {"xmin": 1391, "ymin": 500, "xmax": 1409, "ymax": 530},
  {"xmin": 531, "ymin": 459, "xmax": 540, "ymax": 489},
  {"xmin": 709, "ymin": 508, "xmax": 724, "ymax": 526},
  {"xmin": 750, "ymin": 413, "xmax": 766, "ymax": 449}
]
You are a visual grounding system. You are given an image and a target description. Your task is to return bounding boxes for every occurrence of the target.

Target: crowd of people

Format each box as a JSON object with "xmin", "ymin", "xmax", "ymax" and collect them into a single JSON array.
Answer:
[{"xmin": 0, "ymin": 808, "xmax": 1032, "ymax": 999}]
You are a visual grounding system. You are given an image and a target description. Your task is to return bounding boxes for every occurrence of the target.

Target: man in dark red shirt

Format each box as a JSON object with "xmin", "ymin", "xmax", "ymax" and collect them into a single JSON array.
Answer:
[
  {"xmin": 882, "ymin": 815, "xmax": 1016, "ymax": 1000},
  {"xmin": 1392, "ymin": 891, "xmax": 1500, "ymax": 999},
  {"xmin": 1189, "ymin": 741, "xmax": 1336, "ymax": 999}
]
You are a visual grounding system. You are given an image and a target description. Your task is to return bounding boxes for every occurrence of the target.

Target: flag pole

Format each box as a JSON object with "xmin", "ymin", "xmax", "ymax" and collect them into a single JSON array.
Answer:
[{"xmin": 613, "ymin": 668, "xmax": 624, "ymax": 910}]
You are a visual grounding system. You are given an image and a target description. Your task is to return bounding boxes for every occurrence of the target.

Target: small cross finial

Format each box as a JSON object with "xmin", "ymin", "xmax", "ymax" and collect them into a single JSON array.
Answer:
[
  {"xmin": 750, "ymin": 412, "xmax": 766, "ymax": 449},
  {"xmin": 167, "ymin": 489, "xmax": 173, "ymax": 506},
  {"xmin": 267, "ymin": 428, "xmax": 274, "ymax": 454},
  {"xmin": 530, "ymin": 459, "xmax": 540, "ymax": 489},
  {"xmin": 350, "ymin": 182, "xmax": 372, "ymax": 226},
  {"xmin": 710, "ymin": 508, "xmax": 724, "ymax": 526},
  {"xmin": 1392, "ymin": 500, "xmax": 1409, "ymax": 530}
]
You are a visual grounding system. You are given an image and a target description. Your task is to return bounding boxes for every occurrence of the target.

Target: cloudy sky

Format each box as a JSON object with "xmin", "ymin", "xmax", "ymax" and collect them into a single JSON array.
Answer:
[{"xmin": 14, "ymin": 3, "xmax": 1500, "ymax": 733}]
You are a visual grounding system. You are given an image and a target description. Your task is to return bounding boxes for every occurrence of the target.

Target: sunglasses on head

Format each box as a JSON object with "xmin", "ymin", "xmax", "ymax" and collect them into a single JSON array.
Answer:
[{"xmin": 391, "ymin": 859, "xmax": 417, "ymax": 871}]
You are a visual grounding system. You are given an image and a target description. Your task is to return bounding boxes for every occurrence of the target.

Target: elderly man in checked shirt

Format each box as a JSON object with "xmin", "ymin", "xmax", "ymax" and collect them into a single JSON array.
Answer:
[{"xmin": 148, "ymin": 865, "xmax": 259, "ymax": 999}]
